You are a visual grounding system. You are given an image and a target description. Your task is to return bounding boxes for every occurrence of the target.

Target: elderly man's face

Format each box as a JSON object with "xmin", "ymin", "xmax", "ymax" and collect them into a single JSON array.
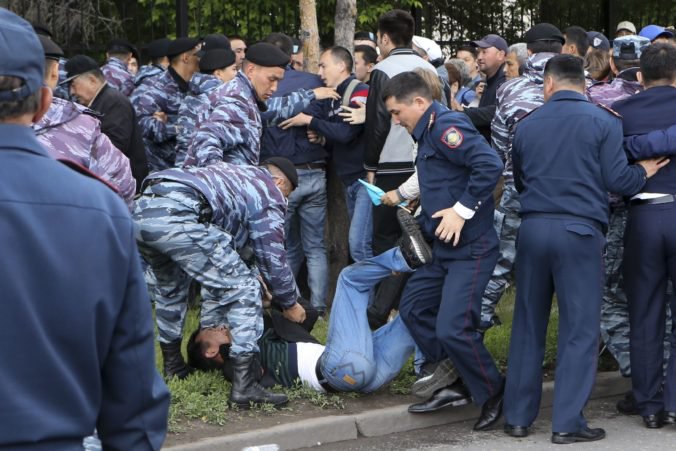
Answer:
[
  {"xmin": 69, "ymin": 73, "xmax": 101, "ymax": 106},
  {"xmin": 504, "ymin": 51, "xmax": 521, "ymax": 79}
]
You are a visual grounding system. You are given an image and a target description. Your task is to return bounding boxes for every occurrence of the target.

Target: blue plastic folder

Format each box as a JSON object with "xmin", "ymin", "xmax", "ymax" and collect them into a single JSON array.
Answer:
[{"xmin": 358, "ymin": 179, "xmax": 409, "ymax": 209}]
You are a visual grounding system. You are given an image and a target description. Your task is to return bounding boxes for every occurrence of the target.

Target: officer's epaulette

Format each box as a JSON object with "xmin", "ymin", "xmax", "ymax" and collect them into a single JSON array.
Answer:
[
  {"xmin": 57, "ymin": 158, "xmax": 120, "ymax": 194},
  {"xmin": 596, "ymin": 103, "xmax": 623, "ymax": 118}
]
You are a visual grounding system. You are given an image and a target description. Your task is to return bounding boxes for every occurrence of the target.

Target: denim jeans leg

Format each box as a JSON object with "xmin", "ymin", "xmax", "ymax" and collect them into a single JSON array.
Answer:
[
  {"xmin": 284, "ymin": 189, "xmax": 304, "ymax": 277},
  {"xmin": 320, "ymin": 248, "xmax": 412, "ymax": 391},
  {"xmin": 348, "ymin": 181, "xmax": 374, "ymax": 262}
]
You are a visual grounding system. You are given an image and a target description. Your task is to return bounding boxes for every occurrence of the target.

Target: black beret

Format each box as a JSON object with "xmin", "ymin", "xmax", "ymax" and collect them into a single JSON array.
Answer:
[
  {"xmin": 199, "ymin": 49, "xmax": 236, "ymax": 72},
  {"xmin": 525, "ymin": 23, "xmax": 565, "ymax": 45},
  {"xmin": 107, "ymin": 38, "xmax": 134, "ymax": 54},
  {"xmin": 167, "ymin": 37, "xmax": 201, "ymax": 58},
  {"xmin": 196, "ymin": 34, "xmax": 231, "ymax": 57},
  {"xmin": 38, "ymin": 35, "xmax": 64, "ymax": 60},
  {"xmin": 262, "ymin": 157, "xmax": 298, "ymax": 189},
  {"xmin": 61, "ymin": 55, "xmax": 100, "ymax": 84},
  {"xmin": 32, "ymin": 23, "xmax": 53, "ymax": 38},
  {"xmin": 145, "ymin": 38, "xmax": 171, "ymax": 58},
  {"xmin": 245, "ymin": 42, "xmax": 290, "ymax": 68}
]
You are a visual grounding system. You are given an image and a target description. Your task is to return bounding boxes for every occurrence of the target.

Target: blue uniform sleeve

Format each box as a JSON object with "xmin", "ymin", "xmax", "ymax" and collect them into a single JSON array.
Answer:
[
  {"xmin": 512, "ymin": 126, "xmax": 524, "ymax": 193},
  {"xmin": 262, "ymin": 89, "xmax": 316, "ymax": 126},
  {"xmin": 131, "ymin": 84, "xmax": 177, "ymax": 143},
  {"xmin": 599, "ymin": 116, "xmax": 647, "ymax": 196},
  {"xmin": 97, "ymin": 225, "xmax": 170, "ymax": 450},
  {"xmin": 624, "ymin": 125, "xmax": 676, "ymax": 160}
]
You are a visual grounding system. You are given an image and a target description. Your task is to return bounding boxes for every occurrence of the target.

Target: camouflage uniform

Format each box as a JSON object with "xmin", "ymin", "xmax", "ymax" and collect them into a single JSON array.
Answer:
[
  {"xmin": 175, "ymin": 73, "xmax": 222, "ymax": 167},
  {"xmin": 184, "ymin": 72, "xmax": 315, "ymax": 168},
  {"xmin": 34, "ymin": 96, "xmax": 136, "ymax": 209},
  {"xmin": 134, "ymin": 64, "xmax": 165, "ymax": 88},
  {"xmin": 481, "ymin": 52, "xmax": 557, "ymax": 329},
  {"xmin": 131, "ymin": 69, "xmax": 191, "ymax": 171},
  {"xmin": 52, "ymin": 57, "xmax": 70, "ymax": 100},
  {"xmin": 133, "ymin": 162, "xmax": 299, "ymax": 354},
  {"xmin": 101, "ymin": 56, "xmax": 135, "ymax": 97}
]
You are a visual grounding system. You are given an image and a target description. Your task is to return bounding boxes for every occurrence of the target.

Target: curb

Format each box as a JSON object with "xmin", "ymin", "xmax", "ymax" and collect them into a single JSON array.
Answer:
[{"xmin": 164, "ymin": 372, "xmax": 630, "ymax": 450}]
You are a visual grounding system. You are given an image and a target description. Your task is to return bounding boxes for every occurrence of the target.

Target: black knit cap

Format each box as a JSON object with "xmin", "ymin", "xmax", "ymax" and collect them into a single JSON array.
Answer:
[
  {"xmin": 245, "ymin": 42, "xmax": 290, "ymax": 68},
  {"xmin": 525, "ymin": 23, "xmax": 565, "ymax": 45},
  {"xmin": 38, "ymin": 35, "xmax": 64, "ymax": 60},
  {"xmin": 199, "ymin": 49, "xmax": 236, "ymax": 72},
  {"xmin": 145, "ymin": 38, "xmax": 171, "ymax": 58},
  {"xmin": 262, "ymin": 157, "xmax": 298, "ymax": 189},
  {"xmin": 167, "ymin": 37, "xmax": 201, "ymax": 58}
]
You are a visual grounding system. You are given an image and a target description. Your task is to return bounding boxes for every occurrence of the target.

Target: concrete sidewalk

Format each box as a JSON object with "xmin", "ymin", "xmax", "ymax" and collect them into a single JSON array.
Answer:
[{"xmin": 164, "ymin": 372, "xmax": 630, "ymax": 451}]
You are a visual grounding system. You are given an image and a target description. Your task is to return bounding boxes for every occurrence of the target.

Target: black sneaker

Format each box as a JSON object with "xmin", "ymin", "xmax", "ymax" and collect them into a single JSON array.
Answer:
[
  {"xmin": 616, "ymin": 390, "xmax": 639, "ymax": 415},
  {"xmin": 397, "ymin": 209, "xmax": 432, "ymax": 269},
  {"xmin": 411, "ymin": 359, "xmax": 458, "ymax": 399}
]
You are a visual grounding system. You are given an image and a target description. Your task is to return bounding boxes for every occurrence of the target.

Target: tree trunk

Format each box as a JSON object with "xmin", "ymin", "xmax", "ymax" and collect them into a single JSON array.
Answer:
[
  {"xmin": 299, "ymin": 0, "xmax": 321, "ymax": 73},
  {"xmin": 334, "ymin": 0, "xmax": 357, "ymax": 50}
]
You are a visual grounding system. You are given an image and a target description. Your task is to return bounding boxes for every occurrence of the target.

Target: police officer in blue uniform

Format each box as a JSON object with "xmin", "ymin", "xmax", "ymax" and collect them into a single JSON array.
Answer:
[
  {"xmin": 503, "ymin": 55, "xmax": 666, "ymax": 444},
  {"xmin": 382, "ymin": 72, "xmax": 506, "ymax": 431},
  {"xmin": 0, "ymin": 8, "xmax": 169, "ymax": 449},
  {"xmin": 612, "ymin": 43, "xmax": 676, "ymax": 429}
]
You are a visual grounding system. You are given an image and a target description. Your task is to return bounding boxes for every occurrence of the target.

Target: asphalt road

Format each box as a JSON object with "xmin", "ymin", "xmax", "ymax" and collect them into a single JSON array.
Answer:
[{"xmin": 298, "ymin": 396, "xmax": 675, "ymax": 451}]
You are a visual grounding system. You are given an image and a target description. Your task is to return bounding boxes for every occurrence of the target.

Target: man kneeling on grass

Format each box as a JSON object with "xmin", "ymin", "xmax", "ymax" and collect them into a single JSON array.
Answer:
[{"xmin": 187, "ymin": 211, "xmax": 446, "ymax": 396}]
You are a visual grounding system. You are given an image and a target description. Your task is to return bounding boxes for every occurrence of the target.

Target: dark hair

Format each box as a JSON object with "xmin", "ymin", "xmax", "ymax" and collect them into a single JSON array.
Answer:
[
  {"xmin": 0, "ymin": 76, "xmax": 42, "ymax": 122},
  {"xmin": 264, "ymin": 32, "xmax": 294, "ymax": 57},
  {"xmin": 584, "ymin": 48, "xmax": 611, "ymax": 81},
  {"xmin": 323, "ymin": 46, "xmax": 353, "ymax": 72},
  {"xmin": 640, "ymin": 43, "xmax": 676, "ymax": 86},
  {"xmin": 354, "ymin": 45, "xmax": 378, "ymax": 65},
  {"xmin": 564, "ymin": 26, "xmax": 589, "ymax": 57},
  {"xmin": 354, "ymin": 31, "xmax": 376, "ymax": 42},
  {"xmin": 613, "ymin": 58, "xmax": 639, "ymax": 73},
  {"xmin": 527, "ymin": 40, "xmax": 563, "ymax": 54},
  {"xmin": 151, "ymin": 56, "xmax": 166, "ymax": 65},
  {"xmin": 382, "ymin": 71, "xmax": 433, "ymax": 103},
  {"xmin": 377, "ymin": 9, "xmax": 415, "ymax": 48},
  {"xmin": 108, "ymin": 51, "xmax": 131, "ymax": 60},
  {"xmin": 456, "ymin": 45, "xmax": 477, "ymax": 59},
  {"xmin": 186, "ymin": 328, "xmax": 223, "ymax": 372},
  {"xmin": 544, "ymin": 54, "xmax": 585, "ymax": 87},
  {"xmin": 444, "ymin": 62, "xmax": 462, "ymax": 88}
]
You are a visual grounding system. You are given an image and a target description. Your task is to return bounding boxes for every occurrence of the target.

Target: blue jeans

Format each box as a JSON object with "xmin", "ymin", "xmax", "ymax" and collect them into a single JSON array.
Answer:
[
  {"xmin": 319, "ymin": 248, "xmax": 416, "ymax": 392},
  {"xmin": 285, "ymin": 168, "xmax": 329, "ymax": 311},
  {"xmin": 345, "ymin": 179, "xmax": 374, "ymax": 262}
]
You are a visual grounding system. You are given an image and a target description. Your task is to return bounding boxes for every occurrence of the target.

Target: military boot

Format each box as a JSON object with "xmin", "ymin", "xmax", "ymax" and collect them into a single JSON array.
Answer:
[
  {"xmin": 159, "ymin": 339, "xmax": 192, "ymax": 380},
  {"xmin": 229, "ymin": 353, "xmax": 288, "ymax": 409}
]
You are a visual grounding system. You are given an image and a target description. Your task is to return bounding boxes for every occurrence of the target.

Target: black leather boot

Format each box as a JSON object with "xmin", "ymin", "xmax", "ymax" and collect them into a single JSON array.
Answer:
[
  {"xmin": 229, "ymin": 353, "xmax": 288, "ymax": 409},
  {"xmin": 159, "ymin": 339, "xmax": 192, "ymax": 380}
]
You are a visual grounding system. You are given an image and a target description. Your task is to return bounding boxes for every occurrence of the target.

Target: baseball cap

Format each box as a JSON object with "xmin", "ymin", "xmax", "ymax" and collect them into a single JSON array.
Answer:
[
  {"xmin": 616, "ymin": 21, "xmax": 637, "ymax": 34},
  {"xmin": 0, "ymin": 8, "xmax": 44, "ymax": 101},
  {"xmin": 639, "ymin": 24, "xmax": 674, "ymax": 42},
  {"xmin": 471, "ymin": 34, "xmax": 508, "ymax": 53},
  {"xmin": 196, "ymin": 34, "xmax": 231, "ymax": 57},
  {"xmin": 586, "ymin": 31, "xmax": 610, "ymax": 51},
  {"xmin": 412, "ymin": 35, "xmax": 443, "ymax": 60},
  {"xmin": 60, "ymin": 55, "xmax": 101, "ymax": 84},
  {"xmin": 245, "ymin": 42, "xmax": 291, "ymax": 68},
  {"xmin": 612, "ymin": 35, "xmax": 650, "ymax": 60},
  {"xmin": 525, "ymin": 23, "xmax": 565, "ymax": 45}
]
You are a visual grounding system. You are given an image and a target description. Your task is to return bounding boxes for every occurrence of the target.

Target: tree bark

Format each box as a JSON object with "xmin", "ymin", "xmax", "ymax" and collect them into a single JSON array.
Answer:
[
  {"xmin": 334, "ymin": 0, "xmax": 357, "ymax": 50},
  {"xmin": 299, "ymin": 0, "xmax": 321, "ymax": 73}
]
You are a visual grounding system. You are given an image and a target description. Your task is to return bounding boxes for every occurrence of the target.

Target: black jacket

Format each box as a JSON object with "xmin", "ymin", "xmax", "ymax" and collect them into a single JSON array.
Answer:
[
  {"xmin": 90, "ymin": 84, "xmax": 148, "ymax": 189},
  {"xmin": 464, "ymin": 63, "xmax": 506, "ymax": 142}
]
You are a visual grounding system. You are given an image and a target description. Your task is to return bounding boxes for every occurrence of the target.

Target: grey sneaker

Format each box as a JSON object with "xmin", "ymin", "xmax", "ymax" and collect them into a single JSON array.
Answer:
[
  {"xmin": 397, "ymin": 209, "xmax": 432, "ymax": 269},
  {"xmin": 411, "ymin": 359, "xmax": 459, "ymax": 399}
]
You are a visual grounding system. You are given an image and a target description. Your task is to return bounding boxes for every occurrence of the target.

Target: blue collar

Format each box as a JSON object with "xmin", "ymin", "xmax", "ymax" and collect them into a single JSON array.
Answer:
[
  {"xmin": 412, "ymin": 101, "xmax": 443, "ymax": 142},
  {"xmin": 2, "ymin": 124, "xmax": 50, "ymax": 158},
  {"xmin": 549, "ymin": 90, "xmax": 589, "ymax": 103}
]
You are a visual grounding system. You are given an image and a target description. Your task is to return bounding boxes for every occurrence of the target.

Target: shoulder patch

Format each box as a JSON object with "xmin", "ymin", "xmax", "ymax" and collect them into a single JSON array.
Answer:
[
  {"xmin": 596, "ymin": 103, "xmax": 622, "ymax": 118},
  {"xmin": 441, "ymin": 126, "xmax": 464, "ymax": 149},
  {"xmin": 57, "ymin": 158, "xmax": 120, "ymax": 194}
]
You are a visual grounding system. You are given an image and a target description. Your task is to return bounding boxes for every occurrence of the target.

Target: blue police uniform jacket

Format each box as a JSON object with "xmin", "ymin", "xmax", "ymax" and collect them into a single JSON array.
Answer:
[
  {"xmin": 612, "ymin": 85, "xmax": 676, "ymax": 195},
  {"xmin": 513, "ymin": 90, "xmax": 648, "ymax": 225},
  {"xmin": 0, "ymin": 124, "xmax": 169, "ymax": 450},
  {"xmin": 413, "ymin": 101, "xmax": 503, "ymax": 250},
  {"xmin": 144, "ymin": 162, "xmax": 299, "ymax": 309}
]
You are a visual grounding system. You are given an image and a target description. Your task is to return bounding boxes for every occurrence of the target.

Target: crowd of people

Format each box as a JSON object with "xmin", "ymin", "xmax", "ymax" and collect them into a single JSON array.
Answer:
[{"xmin": 1, "ymin": 4, "xmax": 675, "ymax": 449}]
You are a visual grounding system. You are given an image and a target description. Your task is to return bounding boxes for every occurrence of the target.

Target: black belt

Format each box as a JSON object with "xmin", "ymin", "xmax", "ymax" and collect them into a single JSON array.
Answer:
[
  {"xmin": 629, "ymin": 194, "xmax": 675, "ymax": 207},
  {"xmin": 315, "ymin": 359, "xmax": 338, "ymax": 393},
  {"xmin": 295, "ymin": 162, "xmax": 326, "ymax": 170}
]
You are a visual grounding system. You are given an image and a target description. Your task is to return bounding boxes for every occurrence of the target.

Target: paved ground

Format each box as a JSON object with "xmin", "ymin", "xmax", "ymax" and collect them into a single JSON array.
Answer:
[{"xmin": 298, "ymin": 396, "xmax": 676, "ymax": 451}]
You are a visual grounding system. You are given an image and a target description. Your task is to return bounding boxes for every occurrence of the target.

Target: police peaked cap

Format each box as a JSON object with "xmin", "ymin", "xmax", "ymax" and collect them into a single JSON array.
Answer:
[
  {"xmin": 199, "ymin": 49, "xmax": 236, "ymax": 72},
  {"xmin": 38, "ymin": 35, "xmax": 64, "ymax": 60},
  {"xmin": 245, "ymin": 42, "xmax": 290, "ymax": 68},
  {"xmin": 145, "ymin": 38, "xmax": 171, "ymax": 58},
  {"xmin": 262, "ymin": 157, "xmax": 299, "ymax": 189},
  {"xmin": 196, "ymin": 34, "xmax": 231, "ymax": 57},
  {"xmin": 167, "ymin": 37, "xmax": 201, "ymax": 58},
  {"xmin": 525, "ymin": 23, "xmax": 565, "ymax": 45},
  {"xmin": 107, "ymin": 38, "xmax": 134, "ymax": 54}
]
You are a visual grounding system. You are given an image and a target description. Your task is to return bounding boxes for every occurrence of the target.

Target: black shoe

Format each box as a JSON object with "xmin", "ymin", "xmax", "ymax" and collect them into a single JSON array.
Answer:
[
  {"xmin": 616, "ymin": 390, "xmax": 639, "ymax": 415},
  {"xmin": 504, "ymin": 424, "xmax": 529, "ymax": 438},
  {"xmin": 473, "ymin": 383, "xmax": 504, "ymax": 431},
  {"xmin": 408, "ymin": 379, "xmax": 472, "ymax": 413},
  {"xmin": 159, "ymin": 339, "xmax": 192, "ymax": 380},
  {"xmin": 663, "ymin": 411, "xmax": 676, "ymax": 425},
  {"xmin": 229, "ymin": 353, "xmax": 288, "ymax": 409},
  {"xmin": 643, "ymin": 414, "xmax": 664, "ymax": 429},
  {"xmin": 411, "ymin": 359, "xmax": 458, "ymax": 399},
  {"xmin": 396, "ymin": 209, "xmax": 432, "ymax": 269},
  {"xmin": 551, "ymin": 427, "xmax": 606, "ymax": 444}
]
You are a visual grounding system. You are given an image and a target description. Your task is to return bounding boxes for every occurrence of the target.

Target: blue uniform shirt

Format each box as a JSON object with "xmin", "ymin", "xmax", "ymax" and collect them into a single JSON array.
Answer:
[{"xmin": 413, "ymin": 101, "xmax": 503, "ymax": 249}]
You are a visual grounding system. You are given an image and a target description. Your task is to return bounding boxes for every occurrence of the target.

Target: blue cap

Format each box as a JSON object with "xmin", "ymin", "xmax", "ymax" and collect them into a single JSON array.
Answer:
[
  {"xmin": 587, "ymin": 31, "xmax": 610, "ymax": 51},
  {"xmin": 639, "ymin": 24, "xmax": 673, "ymax": 42},
  {"xmin": 0, "ymin": 8, "xmax": 44, "ymax": 101},
  {"xmin": 613, "ymin": 35, "xmax": 650, "ymax": 60}
]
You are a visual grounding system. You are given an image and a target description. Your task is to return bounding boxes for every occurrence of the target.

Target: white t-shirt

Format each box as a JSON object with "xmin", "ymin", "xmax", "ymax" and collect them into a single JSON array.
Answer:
[{"xmin": 295, "ymin": 342, "xmax": 326, "ymax": 393}]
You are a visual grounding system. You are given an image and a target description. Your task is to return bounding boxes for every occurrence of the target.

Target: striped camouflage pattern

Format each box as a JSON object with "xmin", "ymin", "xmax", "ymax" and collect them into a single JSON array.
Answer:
[
  {"xmin": 133, "ymin": 181, "xmax": 263, "ymax": 354},
  {"xmin": 183, "ymin": 71, "xmax": 316, "ymax": 168},
  {"xmin": 134, "ymin": 64, "xmax": 165, "ymax": 87},
  {"xmin": 144, "ymin": 162, "xmax": 300, "ymax": 309},
  {"xmin": 34, "ymin": 96, "xmax": 136, "ymax": 208},
  {"xmin": 587, "ymin": 76, "xmax": 642, "ymax": 108},
  {"xmin": 53, "ymin": 57, "xmax": 70, "ymax": 100},
  {"xmin": 101, "ymin": 56, "xmax": 135, "ymax": 96},
  {"xmin": 175, "ymin": 73, "xmax": 222, "ymax": 167},
  {"xmin": 131, "ymin": 69, "xmax": 190, "ymax": 171}
]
